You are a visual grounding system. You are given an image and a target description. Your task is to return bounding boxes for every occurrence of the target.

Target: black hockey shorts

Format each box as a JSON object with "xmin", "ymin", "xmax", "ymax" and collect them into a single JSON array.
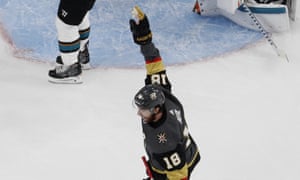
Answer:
[{"xmin": 57, "ymin": 0, "xmax": 96, "ymax": 25}]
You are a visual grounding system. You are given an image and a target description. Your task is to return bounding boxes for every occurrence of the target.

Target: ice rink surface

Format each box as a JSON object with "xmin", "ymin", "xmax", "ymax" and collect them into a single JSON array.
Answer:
[
  {"xmin": 0, "ymin": 1, "xmax": 300, "ymax": 180},
  {"xmin": 0, "ymin": 0, "xmax": 262, "ymax": 67}
]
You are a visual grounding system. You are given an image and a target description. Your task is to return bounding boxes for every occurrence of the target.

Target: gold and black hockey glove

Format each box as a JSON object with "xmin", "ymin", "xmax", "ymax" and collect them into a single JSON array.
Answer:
[{"xmin": 129, "ymin": 6, "xmax": 152, "ymax": 45}]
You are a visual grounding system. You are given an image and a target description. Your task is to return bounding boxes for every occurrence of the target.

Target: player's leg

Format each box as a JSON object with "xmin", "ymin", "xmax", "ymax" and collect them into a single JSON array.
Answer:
[
  {"xmin": 48, "ymin": 16, "xmax": 82, "ymax": 84},
  {"xmin": 78, "ymin": 13, "xmax": 91, "ymax": 69},
  {"xmin": 49, "ymin": 0, "xmax": 92, "ymax": 83}
]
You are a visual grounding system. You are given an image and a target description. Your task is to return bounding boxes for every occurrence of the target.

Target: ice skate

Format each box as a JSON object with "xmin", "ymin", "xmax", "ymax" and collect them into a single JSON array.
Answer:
[
  {"xmin": 78, "ymin": 45, "xmax": 91, "ymax": 70},
  {"xmin": 56, "ymin": 44, "xmax": 91, "ymax": 70},
  {"xmin": 48, "ymin": 62, "xmax": 82, "ymax": 84}
]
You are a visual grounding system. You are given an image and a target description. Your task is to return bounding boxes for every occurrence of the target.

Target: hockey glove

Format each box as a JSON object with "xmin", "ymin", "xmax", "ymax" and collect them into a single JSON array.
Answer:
[{"xmin": 129, "ymin": 6, "xmax": 152, "ymax": 45}]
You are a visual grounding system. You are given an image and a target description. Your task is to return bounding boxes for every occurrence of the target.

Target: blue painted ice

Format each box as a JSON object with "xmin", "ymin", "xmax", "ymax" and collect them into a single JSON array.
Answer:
[{"xmin": 0, "ymin": 0, "xmax": 262, "ymax": 67}]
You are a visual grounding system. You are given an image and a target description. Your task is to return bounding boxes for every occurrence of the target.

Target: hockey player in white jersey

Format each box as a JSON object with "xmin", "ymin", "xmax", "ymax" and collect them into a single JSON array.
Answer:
[{"xmin": 48, "ymin": 0, "xmax": 95, "ymax": 84}]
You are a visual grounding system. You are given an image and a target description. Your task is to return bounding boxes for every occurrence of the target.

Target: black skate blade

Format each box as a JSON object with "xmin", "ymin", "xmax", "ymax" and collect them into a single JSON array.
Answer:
[{"xmin": 48, "ymin": 76, "xmax": 83, "ymax": 84}]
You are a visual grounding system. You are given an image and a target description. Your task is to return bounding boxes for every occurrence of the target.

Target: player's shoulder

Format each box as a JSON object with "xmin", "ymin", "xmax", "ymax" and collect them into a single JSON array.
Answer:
[{"xmin": 162, "ymin": 89, "xmax": 182, "ymax": 108}]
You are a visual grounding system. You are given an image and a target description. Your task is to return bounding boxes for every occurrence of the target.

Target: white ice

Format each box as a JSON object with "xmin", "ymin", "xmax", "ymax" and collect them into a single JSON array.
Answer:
[{"xmin": 1, "ymin": 2, "xmax": 300, "ymax": 180}]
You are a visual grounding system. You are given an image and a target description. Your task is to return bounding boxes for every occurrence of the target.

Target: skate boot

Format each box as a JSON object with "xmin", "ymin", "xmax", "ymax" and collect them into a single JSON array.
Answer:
[
  {"xmin": 78, "ymin": 43, "xmax": 91, "ymax": 70},
  {"xmin": 56, "ymin": 44, "xmax": 91, "ymax": 70},
  {"xmin": 48, "ymin": 62, "xmax": 82, "ymax": 84}
]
